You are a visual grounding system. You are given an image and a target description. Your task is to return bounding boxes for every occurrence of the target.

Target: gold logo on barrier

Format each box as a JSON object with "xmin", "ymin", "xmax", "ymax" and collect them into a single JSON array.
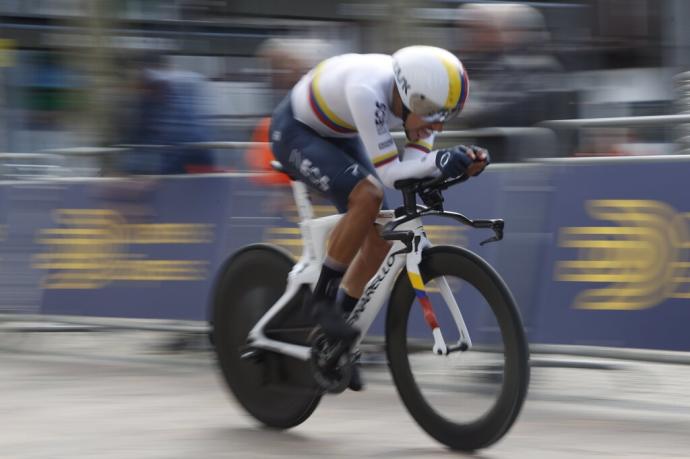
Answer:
[
  {"xmin": 34, "ymin": 209, "xmax": 213, "ymax": 289},
  {"xmin": 555, "ymin": 199, "xmax": 689, "ymax": 310}
]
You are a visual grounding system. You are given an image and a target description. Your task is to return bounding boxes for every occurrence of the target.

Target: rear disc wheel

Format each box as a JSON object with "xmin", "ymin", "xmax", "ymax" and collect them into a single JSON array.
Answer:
[{"xmin": 212, "ymin": 245, "xmax": 321, "ymax": 429}]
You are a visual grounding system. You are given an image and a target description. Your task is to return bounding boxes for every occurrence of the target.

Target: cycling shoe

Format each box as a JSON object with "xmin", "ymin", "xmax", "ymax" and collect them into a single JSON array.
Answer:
[{"xmin": 313, "ymin": 299, "xmax": 360, "ymax": 342}]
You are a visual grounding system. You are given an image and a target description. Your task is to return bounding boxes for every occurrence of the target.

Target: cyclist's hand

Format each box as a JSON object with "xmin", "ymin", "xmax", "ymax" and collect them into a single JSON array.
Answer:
[
  {"xmin": 435, "ymin": 145, "xmax": 490, "ymax": 179},
  {"xmin": 466, "ymin": 145, "xmax": 490, "ymax": 177},
  {"xmin": 435, "ymin": 145, "xmax": 473, "ymax": 179}
]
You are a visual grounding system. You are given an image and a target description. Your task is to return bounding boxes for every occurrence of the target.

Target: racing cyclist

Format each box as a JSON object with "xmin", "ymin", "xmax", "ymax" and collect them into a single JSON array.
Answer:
[{"xmin": 270, "ymin": 45, "xmax": 489, "ymax": 390}]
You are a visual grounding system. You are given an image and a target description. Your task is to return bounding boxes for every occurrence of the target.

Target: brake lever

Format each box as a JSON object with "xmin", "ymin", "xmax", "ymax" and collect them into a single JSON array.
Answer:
[
  {"xmin": 480, "ymin": 235, "xmax": 499, "ymax": 246},
  {"xmin": 479, "ymin": 220, "xmax": 504, "ymax": 245}
]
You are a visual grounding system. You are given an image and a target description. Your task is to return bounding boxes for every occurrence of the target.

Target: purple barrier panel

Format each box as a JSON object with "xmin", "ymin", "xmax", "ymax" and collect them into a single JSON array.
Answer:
[
  {"xmin": 488, "ymin": 164, "xmax": 556, "ymax": 342},
  {"xmin": 221, "ymin": 177, "xmax": 298, "ymax": 258},
  {"xmin": 532, "ymin": 158, "xmax": 690, "ymax": 351},
  {"xmin": 0, "ymin": 182, "xmax": 64, "ymax": 315},
  {"xmin": 39, "ymin": 176, "xmax": 233, "ymax": 321}
]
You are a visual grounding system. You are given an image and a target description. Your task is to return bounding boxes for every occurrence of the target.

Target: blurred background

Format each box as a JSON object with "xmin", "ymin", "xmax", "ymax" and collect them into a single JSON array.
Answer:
[
  {"xmin": 1, "ymin": 0, "xmax": 689, "ymax": 167},
  {"xmin": 3, "ymin": 2, "xmax": 690, "ymax": 457}
]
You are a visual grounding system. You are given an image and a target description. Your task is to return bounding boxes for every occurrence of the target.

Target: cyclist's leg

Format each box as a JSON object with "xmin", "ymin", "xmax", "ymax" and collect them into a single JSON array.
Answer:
[
  {"xmin": 341, "ymin": 225, "xmax": 391, "ymax": 300},
  {"xmin": 271, "ymin": 98, "xmax": 382, "ymax": 340},
  {"xmin": 335, "ymin": 137, "xmax": 392, "ymax": 302},
  {"xmin": 329, "ymin": 140, "xmax": 391, "ymax": 392}
]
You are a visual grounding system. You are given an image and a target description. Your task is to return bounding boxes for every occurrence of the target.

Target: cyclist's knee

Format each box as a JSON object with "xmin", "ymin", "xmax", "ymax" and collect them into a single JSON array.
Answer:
[
  {"xmin": 365, "ymin": 231, "xmax": 392, "ymax": 260},
  {"xmin": 348, "ymin": 178, "xmax": 384, "ymax": 214}
]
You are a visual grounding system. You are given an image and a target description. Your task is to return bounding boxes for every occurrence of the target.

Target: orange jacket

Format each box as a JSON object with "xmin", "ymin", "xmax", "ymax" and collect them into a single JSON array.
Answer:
[{"xmin": 245, "ymin": 117, "xmax": 291, "ymax": 185}]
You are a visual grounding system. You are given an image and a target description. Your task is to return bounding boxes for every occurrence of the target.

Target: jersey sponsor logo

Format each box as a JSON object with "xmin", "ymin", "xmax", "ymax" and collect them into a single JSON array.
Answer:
[
  {"xmin": 289, "ymin": 148, "xmax": 331, "ymax": 192},
  {"xmin": 374, "ymin": 101, "xmax": 387, "ymax": 135},
  {"xmin": 344, "ymin": 163, "xmax": 361, "ymax": 177},
  {"xmin": 378, "ymin": 138, "xmax": 394, "ymax": 150},
  {"xmin": 393, "ymin": 62, "xmax": 411, "ymax": 95},
  {"xmin": 439, "ymin": 151, "xmax": 451, "ymax": 167}
]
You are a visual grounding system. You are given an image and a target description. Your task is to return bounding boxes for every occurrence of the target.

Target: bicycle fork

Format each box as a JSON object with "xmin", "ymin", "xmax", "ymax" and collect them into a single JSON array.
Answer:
[{"xmin": 405, "ymin": 232, "xmax": 473, "ymax": 355}]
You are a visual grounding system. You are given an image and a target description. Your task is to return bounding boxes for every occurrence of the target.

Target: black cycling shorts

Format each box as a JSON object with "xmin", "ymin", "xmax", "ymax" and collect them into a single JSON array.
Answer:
[{"xmin": 270, "ymin": 95, "xmax": 386, "ymax": 213}]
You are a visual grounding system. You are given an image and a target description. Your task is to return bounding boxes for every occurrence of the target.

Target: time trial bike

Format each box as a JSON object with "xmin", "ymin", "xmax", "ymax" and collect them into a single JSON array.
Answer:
[{"xmin": 212, "ymin": 164, "xmax": 529, "ymax": 451}]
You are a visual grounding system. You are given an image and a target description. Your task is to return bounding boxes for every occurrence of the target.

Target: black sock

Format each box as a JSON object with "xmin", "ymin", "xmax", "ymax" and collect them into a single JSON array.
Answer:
[
  {"xmin": 313, "ymin": 260, "xmax": 346, "ymax": 303},
  {"xmin": 339, "ymin": 291, "xmax": 359, "ymax": 315}
]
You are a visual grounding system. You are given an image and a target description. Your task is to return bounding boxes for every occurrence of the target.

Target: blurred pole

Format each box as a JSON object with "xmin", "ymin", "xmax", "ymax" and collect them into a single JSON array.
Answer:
[
  {"xmin": 666, "ymin": 0, "xmax": 690, "ymax": 70},
  {"xmin": 0, "ymin": 40, "xmax": 12, "ymax": 151},
  {"xmin": 386, "ymin": 0, "xmax": 434, "ymax": 53},
  {"xmin": 81, "ymin": 0, "xmax": 117, "ymax": 146},
  {"xmin": 668, "ymin": 1, "xmax": 690, "ymax": 154},
  {"xmin": 0, "ymin": 70, "xmax": 5, "ymax": 152},
  {"xmin": 675, "ymin": 72, "xmax": 690, "ymax": 155}
]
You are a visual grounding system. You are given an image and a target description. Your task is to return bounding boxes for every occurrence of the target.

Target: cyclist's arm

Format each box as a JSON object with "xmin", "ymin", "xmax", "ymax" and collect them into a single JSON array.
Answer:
[
  {"xmin": 346, "ymin": 84, "xmax": 440, "ymax": 188},
  {"xmin": 400, "ymin": 136, "xmax": 436, "ymax": 161}
]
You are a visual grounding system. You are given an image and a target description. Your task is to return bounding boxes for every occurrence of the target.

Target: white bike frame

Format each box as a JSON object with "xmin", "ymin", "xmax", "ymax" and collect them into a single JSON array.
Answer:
[{"xmin": 247, "ymin": 180, "xmax": 473, "ymax": 361}]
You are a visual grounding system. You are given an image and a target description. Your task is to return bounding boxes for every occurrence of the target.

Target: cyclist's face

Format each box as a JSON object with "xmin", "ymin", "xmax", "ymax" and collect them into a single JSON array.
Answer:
[{"xmin": 404, "ymin": 113, "xmax": 443, "ymax": 141}]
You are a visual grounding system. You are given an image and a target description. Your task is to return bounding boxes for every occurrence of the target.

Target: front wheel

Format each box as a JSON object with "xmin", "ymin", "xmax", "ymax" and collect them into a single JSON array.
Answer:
[{"xmin": 386, "ymin": 246, "xmax": 529, "ymax": 451}]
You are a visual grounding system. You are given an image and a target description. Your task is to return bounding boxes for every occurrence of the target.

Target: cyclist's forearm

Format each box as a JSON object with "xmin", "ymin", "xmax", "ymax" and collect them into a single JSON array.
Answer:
[{"xmin": 376, "ymin": 151, "xmax": 440, "ymax": 188}]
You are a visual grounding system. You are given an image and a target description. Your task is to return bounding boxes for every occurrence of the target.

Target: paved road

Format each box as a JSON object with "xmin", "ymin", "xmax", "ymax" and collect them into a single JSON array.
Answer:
[{"xmin": 2, "ymin": 330, "xmax": 690, "ymax": 458}]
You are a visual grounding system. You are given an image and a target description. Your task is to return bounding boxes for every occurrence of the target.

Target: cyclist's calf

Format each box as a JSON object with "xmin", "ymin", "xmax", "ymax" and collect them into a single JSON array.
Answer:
[{"xmin": 342, "ymin": 225, "xmax": 392, "ymax": 298}]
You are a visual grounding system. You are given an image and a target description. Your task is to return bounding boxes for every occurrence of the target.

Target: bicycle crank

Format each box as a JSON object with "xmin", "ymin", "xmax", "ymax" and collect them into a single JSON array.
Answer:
[{"xmin": 307, "ymin": 327, "xmax": 354, "ymax": 394}]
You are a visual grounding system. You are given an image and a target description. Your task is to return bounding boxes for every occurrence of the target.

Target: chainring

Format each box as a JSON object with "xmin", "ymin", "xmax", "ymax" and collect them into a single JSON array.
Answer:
[{"xmin": 308, "ymin": 328, "xmax": 353, "ymax": 394}]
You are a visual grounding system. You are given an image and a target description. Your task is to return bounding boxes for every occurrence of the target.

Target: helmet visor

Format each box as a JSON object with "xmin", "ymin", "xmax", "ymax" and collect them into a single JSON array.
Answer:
[
  {"xmin": 409, "ymin": 93, "xmax": 463, "ymax": 123},
  {"xmin": 420, "ymin": 105, "xmax": 462, "ymax": 123}
]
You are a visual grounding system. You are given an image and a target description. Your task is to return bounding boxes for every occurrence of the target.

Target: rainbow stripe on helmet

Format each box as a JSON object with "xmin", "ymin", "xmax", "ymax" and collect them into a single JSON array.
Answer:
[{"xmin": 433, "ymin": 50, "xmax": 469, "ymax": 114}]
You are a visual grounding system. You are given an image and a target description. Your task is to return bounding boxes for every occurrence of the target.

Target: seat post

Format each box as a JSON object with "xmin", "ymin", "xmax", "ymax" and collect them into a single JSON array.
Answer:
[
  {"xmin": 270, "ymin": 160, "xmax": 314, "ymax": 222},
  {"xmin": 291, "ymin": 180, "xmax": 314, "ymax": 222}
]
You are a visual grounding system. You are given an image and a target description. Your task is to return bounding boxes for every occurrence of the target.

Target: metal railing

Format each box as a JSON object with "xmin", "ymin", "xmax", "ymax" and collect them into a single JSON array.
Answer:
[
  {"xmin": 0, "ymin": 114, "xmax": 686, "ymax": 179},
  {"xmin": 540, "ymin": 114, "xmax": 690, "ymax": 128}
]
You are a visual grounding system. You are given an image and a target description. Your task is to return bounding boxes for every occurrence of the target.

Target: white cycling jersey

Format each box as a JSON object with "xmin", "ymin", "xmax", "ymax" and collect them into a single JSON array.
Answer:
[{"xmin": 290, "ymin": 53, "xmax": 441, "ymax": 188}]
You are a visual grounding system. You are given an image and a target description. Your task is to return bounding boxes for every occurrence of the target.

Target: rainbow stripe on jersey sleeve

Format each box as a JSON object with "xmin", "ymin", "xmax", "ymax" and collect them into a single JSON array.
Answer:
[{"xmin": 308, "ymin": 65, "xmax": 358, "ymax": 134}]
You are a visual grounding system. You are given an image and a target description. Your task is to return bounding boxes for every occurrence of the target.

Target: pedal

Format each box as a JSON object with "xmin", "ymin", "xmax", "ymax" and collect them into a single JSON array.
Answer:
[{"xmin": 239, "ymin": 345, "xmax": 264, "ymax": 362}]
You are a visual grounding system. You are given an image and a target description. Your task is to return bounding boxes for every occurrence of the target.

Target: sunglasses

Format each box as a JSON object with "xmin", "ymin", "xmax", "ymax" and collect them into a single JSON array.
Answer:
[{"xmin": 409, "ymin": 94, "xmax": 463, "ymax": 123}]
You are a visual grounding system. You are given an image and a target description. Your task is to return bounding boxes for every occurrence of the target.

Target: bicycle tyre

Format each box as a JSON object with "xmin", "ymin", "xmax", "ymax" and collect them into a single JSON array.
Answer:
[
  {"xmin": 386, "ymin": 245, "xmax": 530, "ymax": 451},
  {"xmin": 212, "ymin": 244, "xmax": 321, "ymax": 429}
]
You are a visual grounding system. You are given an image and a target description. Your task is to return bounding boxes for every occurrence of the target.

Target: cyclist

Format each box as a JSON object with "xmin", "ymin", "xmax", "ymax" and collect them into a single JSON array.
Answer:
[{"xmin": 270, "ymin": 45, "xmax": 489, "ymax": 390}]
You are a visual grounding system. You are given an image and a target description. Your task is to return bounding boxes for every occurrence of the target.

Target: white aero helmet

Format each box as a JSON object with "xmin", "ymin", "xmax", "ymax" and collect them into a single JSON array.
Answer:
[{"xmin": 392, "ymin": 45, "xmax": 469, "ymax": 122}]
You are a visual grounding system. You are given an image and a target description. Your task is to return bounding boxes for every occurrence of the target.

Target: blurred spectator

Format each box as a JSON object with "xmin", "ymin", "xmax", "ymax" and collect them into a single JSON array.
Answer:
[
  {"xmin": 120, "ymin": 53, "xmax": 214, "ymax": 175},
  {"xmin": 13, "ymin": 51, "xmax": 86, "ymax": 152},
  {"xmin": 575, "ymin": 127, "xmax": 673, "ymax": 157},
  {"xmin": 257, "ymin": 38, "xmax": 332, "ymax": 103},
  {"xmin": 246, "ymin": 38, "xmax": 332, "ymax": 186},
  {"xmin": 453, "ymin": 3, "xmax": 572, "ymax": 160}
]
